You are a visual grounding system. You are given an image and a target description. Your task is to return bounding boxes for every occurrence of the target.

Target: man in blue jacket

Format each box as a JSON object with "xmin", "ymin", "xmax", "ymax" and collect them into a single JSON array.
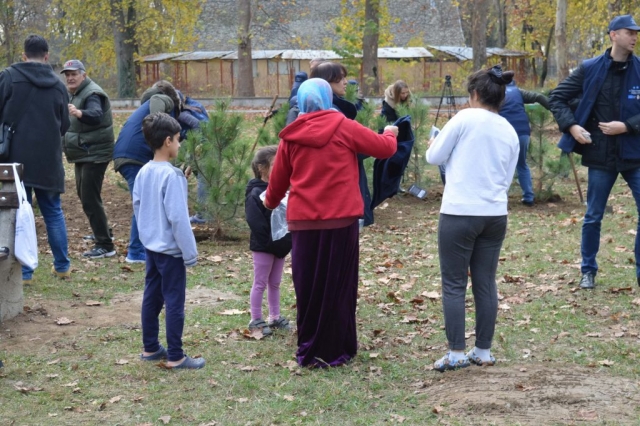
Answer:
[
  {"xmin": 549, "ymin": 15, "xmax": 640, "ymax": 290},
  {"xmin": 499, "ymin": 81, "xmax": 549, "ymax": 206}
]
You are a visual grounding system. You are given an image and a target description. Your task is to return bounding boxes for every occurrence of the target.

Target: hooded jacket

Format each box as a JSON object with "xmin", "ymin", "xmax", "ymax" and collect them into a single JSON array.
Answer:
[
  {"xmin": 290, "ymin": 71, "xmax": 308, "ymax": 100},
  {"xmin": 0, "ymin": 62, "xmax": 70, "ymax": 192},
  {"xmin": 264, "ymin": 109, "xmax": 397, "ymax": 230},
  {"xmin": 245, "ymin": 178, "xmax": 292, "ymax": 258}
]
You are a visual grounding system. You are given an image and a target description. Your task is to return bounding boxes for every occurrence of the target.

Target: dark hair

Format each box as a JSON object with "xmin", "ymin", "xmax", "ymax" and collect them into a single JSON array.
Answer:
[
  {"xmin": 142, "ymin": 112, "xmax": 181, "ymax": 152},
  {"xmin": 310, "ymin": 62, "xmax": 347, "ymax": 84},
  {"xmin": 466, "ymin": 65, "xmax": 514, "ymax": 110},
  {"xmin": 24, "ymin": 35, "xmax": 49, "ymax": 59},
  {"xmin": 153, "ymin": 80, "xmax": 182, "ymax": 117},
  {"xmin": 251, "ymin": 145, "xmax": 278, "ymax": 179}
]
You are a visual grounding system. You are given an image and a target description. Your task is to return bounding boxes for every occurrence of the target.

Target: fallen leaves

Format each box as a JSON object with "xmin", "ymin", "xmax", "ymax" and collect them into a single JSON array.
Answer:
[
  {"xmin": 14, "ymin": 382, "xmax": 43, "ymax": 393},
  {"xmin": 85, "ymin": 301, "xmax": 102, "ymax": 306},
  {"xmin": 55, "ymin": 317, "xmax": 74, "ymax": 325}
]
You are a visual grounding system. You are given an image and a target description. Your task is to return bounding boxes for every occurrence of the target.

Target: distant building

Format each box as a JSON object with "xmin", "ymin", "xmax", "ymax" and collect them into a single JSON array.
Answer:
[{"xmin": 196, "ymin": 0, "xmax": 465, "ymax": 50}]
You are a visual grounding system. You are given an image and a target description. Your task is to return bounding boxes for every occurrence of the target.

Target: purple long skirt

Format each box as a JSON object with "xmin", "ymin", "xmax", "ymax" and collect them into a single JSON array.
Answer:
[{"xmin": 291, "ymin": 221, "xmax": 360, "ymax": 367}]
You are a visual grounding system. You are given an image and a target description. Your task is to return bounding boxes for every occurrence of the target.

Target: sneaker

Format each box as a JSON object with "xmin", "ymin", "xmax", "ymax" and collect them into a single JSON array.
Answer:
[
  {"xmin": 248, "ymin": 318, "xmax": 272, "ymax": 336},
  {"xmin": 51, "ymin": 266, "xmax": 71, "ymax": 280},
  {"xmin": 268, "ymin": 316, "xmax": 292, "ymax": 331},
  {"xmin": 433, "ymin": 352, "xmax": 470, "ymax": 372},
  {"xmin": 521, "ymin": 199, "xmax": 534, "ymax": 207},
  {"xmin": 466, "ymin": 349, "xmax": 496, "ymax": 366},
  {"xmin": 83, "ymin": 247, "xmax": 116, "ymax": 259},
  {"xmin": 189, "ymin": 214, "xmax": 207, "ymax": 224},
  {"xmin": 22, "ymin": 277, "xmax": 33, "ymax": 286},
  {"xmin": 125, "ymin": 256, "xmax": 146, "ymax": 264},
  {"xmin": 579, "ymin": 272, "xmax": 595, "ymax": 289}
]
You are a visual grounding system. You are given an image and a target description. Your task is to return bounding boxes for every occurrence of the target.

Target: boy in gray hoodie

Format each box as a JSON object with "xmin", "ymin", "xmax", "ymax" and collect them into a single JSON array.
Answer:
[{"xmin": 133, "ymin": 112, "xmax": 204, "ymax": 369}]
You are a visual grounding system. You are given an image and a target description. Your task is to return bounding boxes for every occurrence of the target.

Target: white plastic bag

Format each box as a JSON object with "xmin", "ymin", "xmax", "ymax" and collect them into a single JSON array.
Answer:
[
  {"xmin": 13, "ymin": 163, "xmax": 38, "ymax": 269},
  {"xmin": 260, "ymin": 190, "xmax": 289, "ymax": 241}
]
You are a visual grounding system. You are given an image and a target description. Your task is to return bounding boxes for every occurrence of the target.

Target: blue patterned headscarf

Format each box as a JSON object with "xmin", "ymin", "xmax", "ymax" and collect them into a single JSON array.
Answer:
[{"xmin": 297, "ymin": 78, "xmax": 333, "ymax": 115}]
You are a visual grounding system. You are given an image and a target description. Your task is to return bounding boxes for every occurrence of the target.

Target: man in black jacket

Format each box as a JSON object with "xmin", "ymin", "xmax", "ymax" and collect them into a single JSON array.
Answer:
[
  {"xmin": 0, "ymin": 35, "xmax": 71, "ymax": 283},
  {"xmin": 549, "ymin": 15, "xmax": 640, "ymax": 290}
]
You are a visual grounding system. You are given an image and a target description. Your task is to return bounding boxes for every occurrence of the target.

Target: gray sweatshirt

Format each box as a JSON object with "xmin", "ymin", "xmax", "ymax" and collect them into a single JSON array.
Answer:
[{"xmin": 132, "ymin": 161, "xmax": 198, "ymax": 266}]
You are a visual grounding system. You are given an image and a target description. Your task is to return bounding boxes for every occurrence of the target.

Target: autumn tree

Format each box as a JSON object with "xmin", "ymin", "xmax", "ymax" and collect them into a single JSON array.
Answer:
[
  {"xmin": 0, "ymin": 0, "xmax": 49, "ymax": 67},
  {"xmin": 361, "ymin": 0, "xmax": 380, "ymax": 96},
  {"xmin": 52, "ymin": 0, "xmax": 202, "ymax": 97},
  {"xmin": 329, "ymin": 0, "xmax": 393, "ymax": 80},
  {"xmin": 237, "ymin": 0, "xmax": 255, "ymax": 97},
  {"xmin": 471, "ymin": 0, "xmax": 489, "ymax": 71},
  {"xmin": 555, "ymin": 0, "xmax": 569, "ymax": 82}
]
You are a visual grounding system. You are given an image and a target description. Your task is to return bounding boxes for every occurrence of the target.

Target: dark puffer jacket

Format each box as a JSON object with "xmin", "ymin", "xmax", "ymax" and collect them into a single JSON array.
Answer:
[{"xmin": 245, "ymin": 178, "xmax": 291, "ymax": 259}]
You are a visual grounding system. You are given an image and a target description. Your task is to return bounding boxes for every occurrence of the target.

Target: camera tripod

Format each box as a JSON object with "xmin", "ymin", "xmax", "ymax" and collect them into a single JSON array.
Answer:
[
  {"xmin": 434, "ymin": 75, "xmax": 457, "ymax": 127},
  {"xmin": 434, "ymin": 75, "xmax": 457, "ymax": 184}
]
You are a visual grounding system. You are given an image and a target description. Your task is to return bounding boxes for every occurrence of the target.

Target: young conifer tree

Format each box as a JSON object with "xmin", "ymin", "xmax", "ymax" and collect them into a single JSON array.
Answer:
[{"xmin": 179, "ymin": 99, "xmax": 252, "ymax": 238}]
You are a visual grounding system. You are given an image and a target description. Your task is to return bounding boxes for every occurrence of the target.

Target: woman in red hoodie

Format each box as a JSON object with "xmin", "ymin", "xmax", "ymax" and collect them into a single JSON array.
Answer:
[{"xmin": 265, "ymin": 78, "xmax": 398, "ymax": 367}]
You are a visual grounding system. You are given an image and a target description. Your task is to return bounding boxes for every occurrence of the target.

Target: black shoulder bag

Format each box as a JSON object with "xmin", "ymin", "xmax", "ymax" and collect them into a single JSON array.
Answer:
[{"xmin": 0, "ymin": 68, "xmax": 37, "ymax": 160}]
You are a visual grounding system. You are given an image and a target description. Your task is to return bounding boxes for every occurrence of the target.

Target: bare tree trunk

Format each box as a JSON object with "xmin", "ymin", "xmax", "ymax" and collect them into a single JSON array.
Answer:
[
  {"xmin": 555, "ymin": 0, "xmax": 569, "ymax": 82},
  {"xmin": 472, "ymin": 0, "xmax": 489, "ymax": 71},
  {"xmin": 494, "ymin": 0, "xmax": 507, "ymax": 48},
  {"xmin": 539, "ymin": 25, "xmax": 554, "ymax": 87},
  {"xmin": 111, "ymin": 0, "xmax": 137, "ymax": 98},
  {"xmin": 237, "ymin": 0, "xmax": 255, "ymax": 97},
  {"xmin": 361, "ymin": 0, "xmax": 380, "ymax": 96}
]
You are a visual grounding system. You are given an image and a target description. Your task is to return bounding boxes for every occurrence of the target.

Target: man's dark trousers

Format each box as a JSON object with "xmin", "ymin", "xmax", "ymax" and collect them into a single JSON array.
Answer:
[{"xmin": 75, "ymin": 161, "xmax": 113, "ymax": 251}]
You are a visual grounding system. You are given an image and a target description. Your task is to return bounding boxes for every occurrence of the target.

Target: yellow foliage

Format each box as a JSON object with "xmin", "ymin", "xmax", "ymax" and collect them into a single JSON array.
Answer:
[
  {"xmin": 51, "ymin": 0, "xmax": 202, "ymax": 79},
  {"xmin": 329, "ymin": 0, "xmax": 395, "ymax": 54}
]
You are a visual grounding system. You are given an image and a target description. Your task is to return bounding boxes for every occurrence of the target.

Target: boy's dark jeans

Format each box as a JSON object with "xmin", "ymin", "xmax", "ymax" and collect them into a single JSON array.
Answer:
[{"xmin": 141, "ymin": 250, "xmax": 186, "ymax": 362}]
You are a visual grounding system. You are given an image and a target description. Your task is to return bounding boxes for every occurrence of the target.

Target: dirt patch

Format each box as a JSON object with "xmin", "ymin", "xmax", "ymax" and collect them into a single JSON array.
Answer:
[
  {"xmin": 422, "ymin": 365, "xmax": 640, "ymax": 425},
  {"xmin": 0, "ymin": 288, "xmax": 238, "ymax": 354}
]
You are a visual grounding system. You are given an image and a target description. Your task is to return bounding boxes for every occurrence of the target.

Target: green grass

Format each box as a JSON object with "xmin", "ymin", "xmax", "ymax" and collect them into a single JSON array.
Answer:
[{"xmin": 2, "ymin": 161, "xmax": 640, "ymax": 425}]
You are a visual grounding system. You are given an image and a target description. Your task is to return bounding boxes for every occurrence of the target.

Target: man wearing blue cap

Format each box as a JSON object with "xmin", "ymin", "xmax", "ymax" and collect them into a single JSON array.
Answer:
[{"xmin": 549, "ymin": 15, "xmax": 640, "ymax": 290}]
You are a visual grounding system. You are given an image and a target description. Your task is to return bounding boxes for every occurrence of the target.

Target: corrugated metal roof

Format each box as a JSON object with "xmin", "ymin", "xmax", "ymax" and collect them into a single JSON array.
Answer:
[
  {"xmin": 377, "ymin": 47, "xmax": 433, "ymax": 58},
  {"xmin": 487, "ymin": 47, "xmax": 529, "ymax": 57},
  {"xmin": 172, "ymin": 51, "xmax": 233, "ymax": 61},
  {"xmin": 222, "ymin": 50, "xmax": 285, "ymax": 60},
  {"xmin": 427, "ymin": 46, "xmax": 475, "ymax": 61},
  {"xmin": 280, "ymin": 50, "xmax": 342, "ymax": 60},
  {"xmin": 138, "ymin": 52, "xmax": 191, "ymax": 62}
]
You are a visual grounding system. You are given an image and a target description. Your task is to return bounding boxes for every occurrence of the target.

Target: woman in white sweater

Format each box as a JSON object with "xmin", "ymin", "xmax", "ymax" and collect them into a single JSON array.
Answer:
[{"xmin": 426, "ymin": 65, "xmax": 519, "ymax": 372}]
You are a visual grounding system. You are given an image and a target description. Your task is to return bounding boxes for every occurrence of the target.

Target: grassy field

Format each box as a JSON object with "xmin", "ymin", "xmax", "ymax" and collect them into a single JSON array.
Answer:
[{"xmin": 2, "ymin": 147, "xmax": 640, "ymax": 425}]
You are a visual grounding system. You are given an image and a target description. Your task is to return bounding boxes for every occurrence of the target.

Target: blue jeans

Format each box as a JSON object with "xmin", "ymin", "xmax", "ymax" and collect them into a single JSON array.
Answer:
[
  {"xmin": 118, "ymin": 164, "xmax": 145, "ymax": 261},
  {"xmin": 582, "ymin": 167, "xmax": 640, "ymax": 277},
  {"xmin": 22, "ymin": 188, "xmax": 70, "ymax": 280},
  {"xmin": 516, "ymin": 135, "xmax": 534, "ymax": 203}
]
